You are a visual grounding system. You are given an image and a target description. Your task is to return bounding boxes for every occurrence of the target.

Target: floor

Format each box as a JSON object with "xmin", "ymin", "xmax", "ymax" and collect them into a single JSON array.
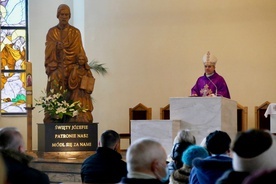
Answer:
[{"xmin": 29, "ymin": 150, "xmax": 127, "ymax": 183}]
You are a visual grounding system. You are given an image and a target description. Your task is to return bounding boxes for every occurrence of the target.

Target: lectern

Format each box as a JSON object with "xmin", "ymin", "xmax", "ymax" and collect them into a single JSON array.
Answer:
[{"xmin": 170, "ymin": 97, "xmax": 237, "ymax": 144}]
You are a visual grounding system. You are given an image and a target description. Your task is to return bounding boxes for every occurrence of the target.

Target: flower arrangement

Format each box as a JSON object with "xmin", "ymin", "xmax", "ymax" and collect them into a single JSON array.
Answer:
[{"xmin": 35, "ymin": 86, "xmax": 87, "ymax": 123}]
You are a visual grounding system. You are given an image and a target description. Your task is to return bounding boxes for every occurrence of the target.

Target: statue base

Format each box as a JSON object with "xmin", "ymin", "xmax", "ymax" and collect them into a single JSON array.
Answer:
[{"xmin": 37, "ymin": 122, "xmax": 98, "ymax": 152}]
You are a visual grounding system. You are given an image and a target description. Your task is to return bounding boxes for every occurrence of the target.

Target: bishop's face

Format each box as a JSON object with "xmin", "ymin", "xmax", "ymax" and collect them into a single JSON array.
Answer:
[{"xmin": 204, "ymin": 64, "xmax": 215, "ymax": 75}]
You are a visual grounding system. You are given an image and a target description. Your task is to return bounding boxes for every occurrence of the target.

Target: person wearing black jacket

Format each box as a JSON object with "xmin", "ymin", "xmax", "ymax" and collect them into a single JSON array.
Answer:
[
  {"xmin": 0, "ymin": 127, "xmax": 50, "ymax": 184},
  {"xmin": 81, "ymin": 130, "xmax": 127, "ymax": 183}
]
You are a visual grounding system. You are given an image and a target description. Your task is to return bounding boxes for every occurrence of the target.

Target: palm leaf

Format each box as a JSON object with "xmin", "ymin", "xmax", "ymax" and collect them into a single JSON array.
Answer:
[{"xmin": 88, "ymin": 59, "xmax": 108, "ymax": 76}]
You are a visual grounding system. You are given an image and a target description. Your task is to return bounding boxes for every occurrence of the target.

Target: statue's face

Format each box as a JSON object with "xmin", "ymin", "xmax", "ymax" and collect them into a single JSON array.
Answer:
[
  {"xmin": 58, "ymin": 9, "xmax": 70, "ymax": 26},
  {"xmin": 78, "ymin": 58, "xmax": 85, "ymax": 66}
]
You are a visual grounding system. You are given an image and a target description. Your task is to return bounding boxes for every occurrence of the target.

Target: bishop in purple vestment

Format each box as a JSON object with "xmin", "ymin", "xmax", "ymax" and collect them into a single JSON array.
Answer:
[{"xmin": 191, "ymin": 51, "xmax": 231, "ymax": 99}]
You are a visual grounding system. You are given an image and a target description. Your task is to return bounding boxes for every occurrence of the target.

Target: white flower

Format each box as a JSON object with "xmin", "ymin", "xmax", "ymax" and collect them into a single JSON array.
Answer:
[
  {"xmin": 72, "ymin": 110, "xmax": 79, "ymax": 117},
  {"xmin": 35, "ymin": 87, "xmax": 87, "ymax": 123}
]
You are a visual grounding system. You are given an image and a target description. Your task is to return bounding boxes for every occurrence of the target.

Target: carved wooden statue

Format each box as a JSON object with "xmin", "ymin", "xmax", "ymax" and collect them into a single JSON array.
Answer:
[{"xmin": 44, "ymin": 4, "xmax": 94, "ymax": 123}]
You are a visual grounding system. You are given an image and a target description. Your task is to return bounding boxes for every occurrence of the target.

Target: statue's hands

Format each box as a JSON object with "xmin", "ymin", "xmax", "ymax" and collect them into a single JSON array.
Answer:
[{"xmin": 56, "ymin": 42, "xmax": 64, "ymax": 49}]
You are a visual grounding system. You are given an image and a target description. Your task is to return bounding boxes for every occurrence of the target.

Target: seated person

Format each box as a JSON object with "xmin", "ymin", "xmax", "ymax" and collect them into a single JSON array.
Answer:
[
  {"xmin": 81, "ymin": 130, "xmax": 127, "ymax": 183},
  {"xmin": 167, "ymin": 129, "xmax": 196, "ymax": 176},
  {"xmin": 170, "ymin": 145, "xmax": 209, "ymax": 184},
  {"xmin": 120, "ymin": 138, "xmax": 169, "ymax": 184},
  {"xmin": 216, "ymin": 129, "xmax": 276, "ymax": 184},
  {"xmin": 189, "ymin": 130, "xmax": 232, "ymax": 184},
  {"xmin": 0, "ymin": 127, "xmax": 50, "ymax": 184}
]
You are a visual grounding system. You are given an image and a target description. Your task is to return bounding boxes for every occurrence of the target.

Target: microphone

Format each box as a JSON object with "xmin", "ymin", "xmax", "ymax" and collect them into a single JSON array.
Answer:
[{"xmin": 207, "ymin": 77, "xmax": 217, "ymax": 96}]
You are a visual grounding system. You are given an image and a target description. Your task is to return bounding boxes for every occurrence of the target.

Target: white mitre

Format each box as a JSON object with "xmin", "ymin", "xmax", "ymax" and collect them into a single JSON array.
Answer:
[{"xmin": 202, "ymin": 51, "xmax": 217, "ymax": 66}]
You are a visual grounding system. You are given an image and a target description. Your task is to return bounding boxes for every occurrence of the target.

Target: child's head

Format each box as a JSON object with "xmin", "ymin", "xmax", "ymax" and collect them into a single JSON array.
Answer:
[{"xmin": 77, "ymin": 54, "xmax": 86, "ymax": 65}]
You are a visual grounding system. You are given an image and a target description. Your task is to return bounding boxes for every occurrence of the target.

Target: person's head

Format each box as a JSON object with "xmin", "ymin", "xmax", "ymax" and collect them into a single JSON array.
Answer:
[
  {"xmin": 56, "ymin": 4, "xmax": 71, "ymax": 27},
  {"xmin": 173, "ymin": 129, "xmax": 196, "ymax": 145},
  {"xmin": 202, "ymin": 51, "xmax": 217, "ymax": 75},
  {"xmin": 232, "ymin": 129, "xmax": 276, "ymax": 173},
  {"xmin": 170, "ymin": 129, "xmax": 196, "ymax": 166},
  {"xmin": 77, "ymin": 54, "xmax": 90, "ymax": 69},
  {"xmin": 126, "ymin": 138, "xmax": 168, "ymax": 182},
  {"xmin": 99, "ymin": 130, "xmax": 120, "ymax": 152},
  {"xmin": 0, "ymin": 127, "xmax": 25, "ymax": 153},
  {"xmin": 206, "ymin": 130, "xmax": 231, "ymax": 155},
  {"xmin": 77, "ymin": 54, "xmax": 86, "ymax": 64},
  {"xmin": 182, "ymin": 145, "xmax": 209, "ymax": 167}
]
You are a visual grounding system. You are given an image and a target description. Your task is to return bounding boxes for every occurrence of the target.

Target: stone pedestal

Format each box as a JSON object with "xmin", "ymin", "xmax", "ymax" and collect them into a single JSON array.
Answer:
[
  {"xmin": 131, "ymin": 120, "xmax": 181, "ymax": 154},
  {"xmin": 170, "ymin": 97, "xmax": 237, "ymax": 144}
]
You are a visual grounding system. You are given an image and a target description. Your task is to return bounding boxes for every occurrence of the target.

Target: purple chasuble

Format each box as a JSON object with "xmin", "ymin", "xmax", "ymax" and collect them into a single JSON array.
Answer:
[{"xmin": 191, "ymin": 71, "xmax": 231, "ymax": 99}]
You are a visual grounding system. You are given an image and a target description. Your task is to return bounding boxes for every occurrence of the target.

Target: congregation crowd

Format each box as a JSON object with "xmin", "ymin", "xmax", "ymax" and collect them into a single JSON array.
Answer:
[{"xmin": 1, "ymin": 127, "xmax": 276, "ymax": 184}]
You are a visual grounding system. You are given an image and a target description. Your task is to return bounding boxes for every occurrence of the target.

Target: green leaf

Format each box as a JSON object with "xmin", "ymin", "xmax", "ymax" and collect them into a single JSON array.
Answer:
[{"xmin": 88, "ymin": 59, "xmax": 108, "ymax": 76}]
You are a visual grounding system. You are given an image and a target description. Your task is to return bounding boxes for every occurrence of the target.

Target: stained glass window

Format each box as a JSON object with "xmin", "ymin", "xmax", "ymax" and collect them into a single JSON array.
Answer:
[{"xmin": 0, "ymin": 0, "xmax": 28, "ymax": 115}]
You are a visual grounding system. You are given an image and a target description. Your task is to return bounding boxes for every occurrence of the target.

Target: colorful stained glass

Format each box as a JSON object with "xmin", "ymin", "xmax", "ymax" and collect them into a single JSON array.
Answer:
[
  {"xmin": 1, "ymin": 0, "xmax": 27, "ymax": 115},
  {"xmin": 0, "ymin": 0, "xmax": 26, "ymax": 27}
]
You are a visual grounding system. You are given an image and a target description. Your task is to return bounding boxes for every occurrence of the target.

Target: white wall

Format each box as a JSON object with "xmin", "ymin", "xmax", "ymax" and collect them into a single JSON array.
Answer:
[{"xmin": 1, "ymin": 0, "xmax": 276, "ymax": 150}]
